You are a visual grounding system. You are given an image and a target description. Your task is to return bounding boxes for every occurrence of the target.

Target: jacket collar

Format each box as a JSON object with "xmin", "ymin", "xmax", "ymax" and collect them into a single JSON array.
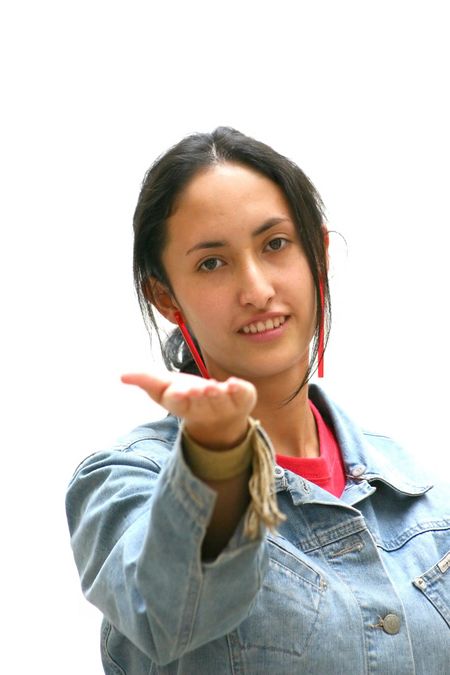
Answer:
[{"xmin": 308, "ymin": 384, "xmax": 432, "ymax": 498}]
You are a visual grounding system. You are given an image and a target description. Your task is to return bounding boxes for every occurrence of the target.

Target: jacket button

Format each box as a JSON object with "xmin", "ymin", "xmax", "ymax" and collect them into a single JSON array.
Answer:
[
  {"xmin": 382, "ymin": 613, "xmax": 401, "ymax": 635},
  {"xmin": 273, "ymin": 465, "xmax": 284, "ymax": 479},
  {"xmin": 351, "ymin": 464, "xmax": 366, "ymax": 478}
]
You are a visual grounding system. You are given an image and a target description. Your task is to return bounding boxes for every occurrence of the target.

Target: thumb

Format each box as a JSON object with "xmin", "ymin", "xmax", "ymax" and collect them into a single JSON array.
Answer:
[{"xmin": 121, "ymin": 372, "xmax": 172, "ymax": 405}]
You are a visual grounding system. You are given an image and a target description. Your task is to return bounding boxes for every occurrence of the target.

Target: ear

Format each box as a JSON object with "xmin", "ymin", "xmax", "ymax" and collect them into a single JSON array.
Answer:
[{"xmin": 145, "ymin": 277, "xmax": 180, "ymax": 324}]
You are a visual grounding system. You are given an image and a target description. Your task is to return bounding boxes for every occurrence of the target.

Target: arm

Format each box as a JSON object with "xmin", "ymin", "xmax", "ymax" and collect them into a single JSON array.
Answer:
[
  {"xmin": 121, "ymin": 372, "xmax": 257, "ymax": 559},
  {"xmin": 66, "ymin": 372, "xmax": 268, "ymax": 666}
]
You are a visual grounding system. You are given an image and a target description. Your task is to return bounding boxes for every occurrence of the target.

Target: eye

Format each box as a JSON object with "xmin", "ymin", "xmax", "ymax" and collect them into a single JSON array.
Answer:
[
  {"xmin": 266, "ymin": 237, "xmax": 289, "ymax": 252},
  {"xmin": 198, "ymin": 257, "xmax": 224, "ymax": 272}
]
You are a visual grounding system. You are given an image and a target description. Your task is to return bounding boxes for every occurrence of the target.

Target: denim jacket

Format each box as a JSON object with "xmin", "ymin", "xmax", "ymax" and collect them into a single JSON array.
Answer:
[{"xmin": 66, "ymin": 385, "xmax": 450, "ymax": 674}]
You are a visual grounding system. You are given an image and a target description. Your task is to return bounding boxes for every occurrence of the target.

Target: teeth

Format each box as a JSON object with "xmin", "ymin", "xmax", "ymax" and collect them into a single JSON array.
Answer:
[{"xmin": 242, "ymin": 316, "xmax": 286, "ymax": 334}]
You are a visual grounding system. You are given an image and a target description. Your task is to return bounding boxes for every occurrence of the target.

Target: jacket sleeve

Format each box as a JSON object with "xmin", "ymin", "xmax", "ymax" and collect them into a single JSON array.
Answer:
[{"xmin": 65, "ymin": 427, "xmax": 269, "ymax": 666}]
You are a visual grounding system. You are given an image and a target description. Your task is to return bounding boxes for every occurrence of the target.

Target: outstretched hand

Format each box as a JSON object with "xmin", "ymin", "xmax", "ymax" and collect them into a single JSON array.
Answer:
[{"xmin": 121, "ymin": 371, "xmax": 257, "ymax": 449}]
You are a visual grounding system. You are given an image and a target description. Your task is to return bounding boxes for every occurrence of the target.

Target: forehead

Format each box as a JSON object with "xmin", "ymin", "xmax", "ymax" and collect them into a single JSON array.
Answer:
[{"xmin": 169, "ymin": 162, "xmax": 292, "ymax": 225}]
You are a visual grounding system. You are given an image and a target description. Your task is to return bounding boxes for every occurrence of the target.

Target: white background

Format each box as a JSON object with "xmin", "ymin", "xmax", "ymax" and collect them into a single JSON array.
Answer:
[{"xmin": 1, "ymin": 1, "xmax": 449, "ymax": 672}]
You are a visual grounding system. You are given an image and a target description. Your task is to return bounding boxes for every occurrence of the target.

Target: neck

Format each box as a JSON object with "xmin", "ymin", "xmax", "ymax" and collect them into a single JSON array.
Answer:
[
  {"xmin": 224, "ymin": 363, "xmax": 320, "ymax": 457},
  {"xmin": 251, "ymin": 372, "xmax": 319, "ymax": 458},
  {"xmin": 207, "ymin": 355, "xmax": 320, "ymax": 459}
]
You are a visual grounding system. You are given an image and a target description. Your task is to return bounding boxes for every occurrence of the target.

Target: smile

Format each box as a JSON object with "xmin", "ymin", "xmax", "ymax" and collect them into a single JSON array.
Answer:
[{"xmin": 241, "ymin": 316, "xmax": 287, "ymax": 334}]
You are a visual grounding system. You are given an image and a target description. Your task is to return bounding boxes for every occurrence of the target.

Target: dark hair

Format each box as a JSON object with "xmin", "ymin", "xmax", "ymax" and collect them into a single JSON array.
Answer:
[{"xmin": 132, "ymin": 126, "xmax": 331, "ymax": 398}]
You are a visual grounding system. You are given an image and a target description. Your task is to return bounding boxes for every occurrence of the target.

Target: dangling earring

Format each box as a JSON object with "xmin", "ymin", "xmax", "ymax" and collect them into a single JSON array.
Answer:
[
  {"xmin": 318, "ymin": 281, "xmax": 325, "ymax": 378},
  {"xmin": 174, "ymin": 311, "xmax": 210, "ymax": 379}
]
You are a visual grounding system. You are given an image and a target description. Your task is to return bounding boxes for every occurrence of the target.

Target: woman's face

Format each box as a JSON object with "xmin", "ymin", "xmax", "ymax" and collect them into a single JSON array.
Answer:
[{"xmin": 159, "ymin": 162, "xmax": 316, "ymax": 383}]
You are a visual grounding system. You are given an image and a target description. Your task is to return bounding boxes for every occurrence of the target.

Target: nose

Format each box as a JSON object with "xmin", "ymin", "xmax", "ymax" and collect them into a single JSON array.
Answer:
[{"xmin": 237, "ymin": 259, "xmax": 275, "ymax": 309}]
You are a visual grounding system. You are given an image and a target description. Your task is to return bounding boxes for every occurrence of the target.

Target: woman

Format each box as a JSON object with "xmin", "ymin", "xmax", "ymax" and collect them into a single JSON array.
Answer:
[{"xmin": 66, "ymin": 127, "xmax": 450, "ymax": 674}]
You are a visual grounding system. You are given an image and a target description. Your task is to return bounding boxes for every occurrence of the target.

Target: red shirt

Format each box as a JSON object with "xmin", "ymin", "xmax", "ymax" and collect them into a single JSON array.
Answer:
[{"xmin": 276, "ymin": 400, "xmax": 346, "ymax": 497}]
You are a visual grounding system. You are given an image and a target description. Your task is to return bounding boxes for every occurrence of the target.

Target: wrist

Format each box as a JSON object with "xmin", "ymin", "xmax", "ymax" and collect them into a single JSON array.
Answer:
[{"xmin": 184, "ymin": 420, "xmax": 250, "ymax": 451}]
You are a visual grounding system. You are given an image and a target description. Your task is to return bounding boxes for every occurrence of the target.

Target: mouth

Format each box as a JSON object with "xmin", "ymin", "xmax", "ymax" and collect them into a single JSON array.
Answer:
[{"xmin": 239, "ymin": 315, "xmax": 288, "ymax": 335}]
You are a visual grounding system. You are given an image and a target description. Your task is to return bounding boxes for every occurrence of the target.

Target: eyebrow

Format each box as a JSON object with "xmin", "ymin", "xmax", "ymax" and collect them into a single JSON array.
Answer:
[{"xmin": 185, "ymin": 217, "xmax": 291, "ymax": 255}]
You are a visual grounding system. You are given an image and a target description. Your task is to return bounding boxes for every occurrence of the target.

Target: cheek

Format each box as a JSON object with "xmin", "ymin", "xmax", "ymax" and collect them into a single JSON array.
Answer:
[
  {"xmin": 284, "ymin": 264, "xmax": 315, "ymax": 307},
  {"xmin": 287, "ymin": 268, "xmax": 317, "ymax": 336},
  {"xmin": 177, "ymin": 289, "xmax": 228, "ymax": 337}
]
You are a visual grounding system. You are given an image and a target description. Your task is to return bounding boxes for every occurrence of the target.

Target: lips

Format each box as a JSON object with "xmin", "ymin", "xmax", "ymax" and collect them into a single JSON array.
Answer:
[{"xmin": 240, "ymin": 315, "xmax": 287, "ymax": 334}]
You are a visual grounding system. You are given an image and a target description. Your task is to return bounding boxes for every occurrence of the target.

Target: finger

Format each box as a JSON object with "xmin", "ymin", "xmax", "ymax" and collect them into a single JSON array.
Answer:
[
  {"xmin": 225, "ymin": 377, "xmax": 256, "ymax": 397},
  {"xmin": 163, "ymin": 377, "xmax": 220, "ymax": 399},
  {"xmin": 161, "ymin": 380, "xmax": 226, "ymax": 418},
  {"xmin": 225, "ymin": 377, "xmax": 257, "ymax": 410}
]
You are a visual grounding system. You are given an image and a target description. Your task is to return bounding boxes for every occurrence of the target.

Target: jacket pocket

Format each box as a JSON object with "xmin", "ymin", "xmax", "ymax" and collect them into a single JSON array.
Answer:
[
  {"xmin": 413, "ymin": 549, "xmax": 450, "ymax": 626},
  {"xmin": 232, "ymin": 537, "xmax": 327, "ymax": 657},
  {"xmin": 101, "ymin": 620, "xmax": 127, "ymax": 675}
]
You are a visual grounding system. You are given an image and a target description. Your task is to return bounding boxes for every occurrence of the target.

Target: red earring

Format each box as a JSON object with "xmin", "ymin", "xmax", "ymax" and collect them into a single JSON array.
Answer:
[
  {"xmin": 174, "ymin": 311, "xmax": 210, "ymax": 379},
  {"xmin": 318, "ymin": 281, "xmax": 325, "ymax": 378}
]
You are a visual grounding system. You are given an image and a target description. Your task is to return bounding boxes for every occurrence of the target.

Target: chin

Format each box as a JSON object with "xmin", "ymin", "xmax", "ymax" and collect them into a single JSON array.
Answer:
[
  {"xmin": 227, "ymin": 358, "xmax": 308, "ymax": 383},
  {"xmin": 206, "ymin": 343, "xmax": 310, "ymax": 381}
]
